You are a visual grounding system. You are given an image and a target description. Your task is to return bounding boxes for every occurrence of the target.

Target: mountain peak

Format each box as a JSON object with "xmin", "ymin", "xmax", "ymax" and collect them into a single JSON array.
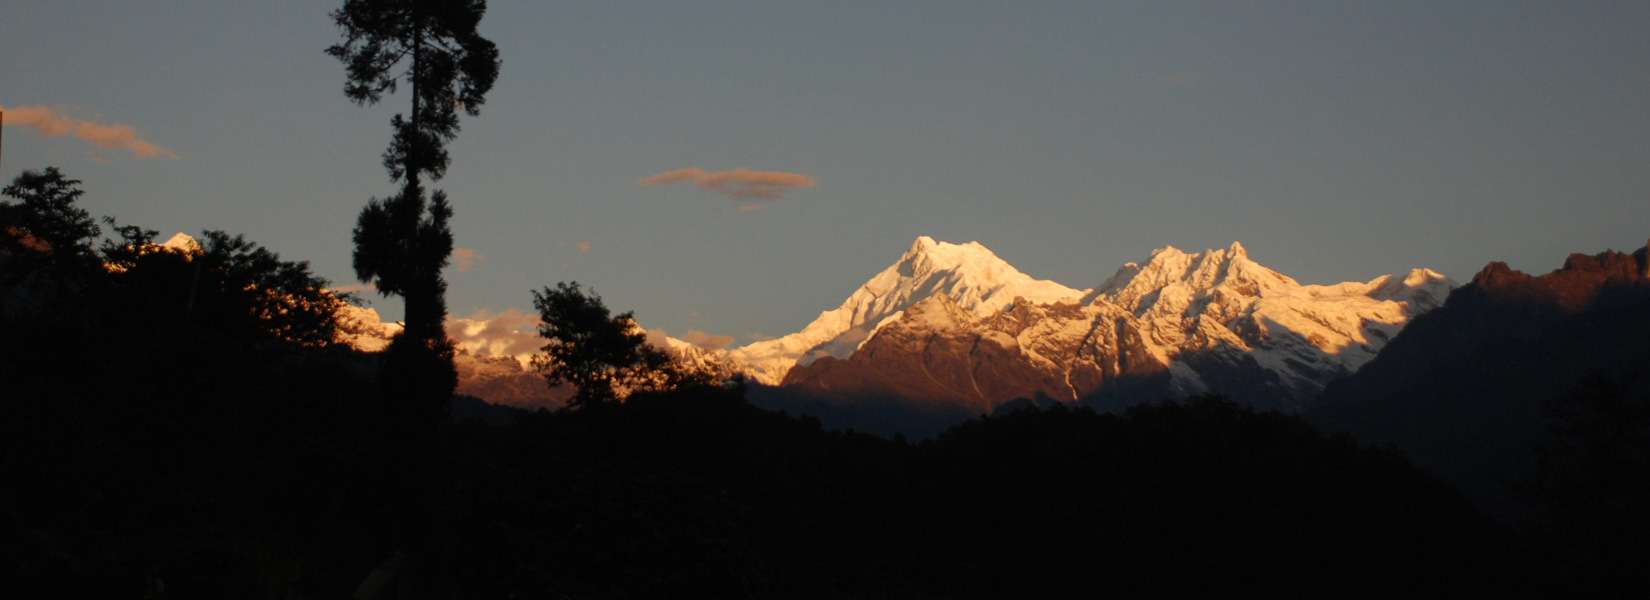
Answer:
[
  {"xmin": 908, "ymin": 235, "xmax": 938, "ymax": 253},
  {"xmin": 1095, "ymin": 242, "xmax": 1300, "ymax": 314},
  {"xmin": 161, "ymin": 232, "xmax": 202, "ymax": 254},
  {"xmin": 1148, "ymin": 245, "xmax": 1187, "ymax": 259},
  {"xmin": 729, "ymin": 236, "xmax": 1084, "ymax": 383},
  {"xmin": 1467, "ymin": 246, "xmax": 1650, "ymax": 312},
  {"xmin": 900, "ymin": 236, "xmax": 1001, "ymax": 266}
]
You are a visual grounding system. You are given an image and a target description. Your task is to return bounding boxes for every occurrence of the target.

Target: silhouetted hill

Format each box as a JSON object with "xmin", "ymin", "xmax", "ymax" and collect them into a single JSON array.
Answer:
[
  {"xmin": 1312, "ymin": 241, "xmax": 1650, "ymax": 518},
  {"xmin": 445, "ymin": 391, "xmax": 1507, "ymax": 598}
]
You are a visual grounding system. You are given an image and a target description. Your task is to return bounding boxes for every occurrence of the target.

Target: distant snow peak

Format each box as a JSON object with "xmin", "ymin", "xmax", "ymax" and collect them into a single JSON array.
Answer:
[
  {"xmin": 761, "ymin": 238, "xmax": 1456, "ymax": 410},
  {"xmin": 1367, "ymin": 267, "xmax": 1453, "ymax": 311},
  {"xmin": 160, "ymin": 232, "xmax": 201, "ymax": 254},
  {"xmin": 726, "ymin": 236, "xmax": 1085, "ymax": 384},
  {"xmin": 1096, "ymin": 241, "xmax": 1297, "ymax": 317}
]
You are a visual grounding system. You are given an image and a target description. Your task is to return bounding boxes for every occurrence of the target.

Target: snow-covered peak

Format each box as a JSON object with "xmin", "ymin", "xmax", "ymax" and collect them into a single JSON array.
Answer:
[
  {"xmin": 160, "ymin": 232, "xmax": 201, "ymax": 254},
  {"xmin": 897, "ymin": 236, "xmax": 1021, "ymax": 279},
  {"xmin": 1099, "ymin": 242, "xmax": 1297, "ymax": 315},
  {"xmin": 335, "ymin": 303, "xmax": 402, "ymax": 352},
  {"xmin": 723, "ymin": 237, "xmax": 1453, "ymax": 391},
  {"xmin": 728, "ymin": 236, "xmax": 1086, "ymax": 384},
  {"xmin": 1366, "ymin": 267, "xmax": 1454, "ymax": 310}
]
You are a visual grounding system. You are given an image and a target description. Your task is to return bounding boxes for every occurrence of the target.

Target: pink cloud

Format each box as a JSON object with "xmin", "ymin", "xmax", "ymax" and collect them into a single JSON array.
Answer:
[
  {"xmin": 1, "ymin": 104, "xmax": 178, "ymax": 159},
  {"xmin": 452, "ymin": 247, "xmax": 482, "ymax": 272},
  {"xmin": 639, "ymin": 167, "xmax": 817, "ymax": 210},
  {"xmin": 575, "ymin": 240, "xmax": 591, "ymax": 255}
]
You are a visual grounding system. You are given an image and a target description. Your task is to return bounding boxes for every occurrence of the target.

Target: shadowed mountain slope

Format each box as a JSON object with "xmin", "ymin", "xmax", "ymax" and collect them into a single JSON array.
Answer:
[{"xmin": 1311, "ymin": 240, "xmax": 1650, "ymax": 517}]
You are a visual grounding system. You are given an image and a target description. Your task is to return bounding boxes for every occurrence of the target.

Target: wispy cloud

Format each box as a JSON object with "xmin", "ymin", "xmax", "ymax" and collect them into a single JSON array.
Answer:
[
  {"xmin": 679, "ymin": 329, "xmax": 734, "ymax": 350},
  {"xmin": 452, "ymin": 247, "xmax": 483, "ymax": 272},
  {"xmin": 639, "ymin": 167, "xmax": 816, "ymax": 211},
  {"xmin": 1, "ymin": 104, "xmax": 178, "ymax": 159}
]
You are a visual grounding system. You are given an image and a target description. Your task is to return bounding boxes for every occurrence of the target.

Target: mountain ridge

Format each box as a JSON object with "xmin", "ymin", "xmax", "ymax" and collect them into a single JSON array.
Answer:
[
  {"xmin": 1310, "ymin": 240, "xmax": 1650, "ymax": 516},
  {"xmin": 318, "ymin": 233, "xmax": 1452, "ymax": 413},
  {"xmin": 775, "ymin": 237, "xmax": 1452, "ymax": 414}
]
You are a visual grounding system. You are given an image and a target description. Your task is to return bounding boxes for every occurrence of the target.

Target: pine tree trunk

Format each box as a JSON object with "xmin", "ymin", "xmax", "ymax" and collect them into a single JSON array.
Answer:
[{"xmin": 401, "ymin": 273, "xmax": 444, "ymax": 343}]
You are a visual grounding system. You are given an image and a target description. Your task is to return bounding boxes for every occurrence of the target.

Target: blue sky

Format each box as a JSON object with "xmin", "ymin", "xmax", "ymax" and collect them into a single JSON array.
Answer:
[{"xmin": 4, "ymin": 1, "xmax": 1647, "ymax": 343}]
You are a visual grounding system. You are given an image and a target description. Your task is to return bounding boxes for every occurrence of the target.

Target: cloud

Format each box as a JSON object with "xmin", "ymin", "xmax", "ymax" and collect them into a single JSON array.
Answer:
[
  {"xmin": 452, "ymin": 247, "xmax": 483, "ymax": 272},
  {"xmin": 575, "ymin": 240, "xmax": 591, "ymax": 255},
  {"xmin": 639, "ymin": 167, "xmax": 816, "ymax": 210},
  {"xmin": 1, "ymin": 104, "xmax": 178, "ymax": 159},
  {"xmin": 449, "ymin": 308, "xmax": 543, "ymax": 366},
  {"xmin": 679, "ymin": 329, "xmax": 734, "ymax": 350},
  {"xmin": 642, "ymin": 328, "xmax": 674, "ymax": 352}
]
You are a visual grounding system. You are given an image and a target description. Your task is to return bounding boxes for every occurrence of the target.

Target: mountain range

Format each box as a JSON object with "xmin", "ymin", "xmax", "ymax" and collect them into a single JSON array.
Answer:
[
  {"xmin": 724, "ymin": 236, "xmax": 1450, "ymax": 414},
  {"xmin": 325, "ymin": 234, "xmax": 1452, "ymax": 416}
]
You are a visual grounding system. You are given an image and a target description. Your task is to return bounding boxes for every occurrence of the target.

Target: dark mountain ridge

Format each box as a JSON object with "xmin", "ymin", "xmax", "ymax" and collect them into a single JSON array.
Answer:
[{"xmin": 1311, "ymin": 239, "xmax": 1650, "ymax": 517}]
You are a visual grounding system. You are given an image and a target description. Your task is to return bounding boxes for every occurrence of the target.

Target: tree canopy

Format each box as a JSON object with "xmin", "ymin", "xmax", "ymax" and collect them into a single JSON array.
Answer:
[
  {"xmin": 327, "ymin": 0, "xmax": 500, "ymax": 347},
  {"xmin": 531, "ymin": 281, "xmax": 706, "ymax": 409},
  {"xmin": 0, "ymin": 167, "xmax": 101, "ymax": 268},
  {"xmin": 327, "ymin": 0, "xmax": 500, "ymax": 184}
]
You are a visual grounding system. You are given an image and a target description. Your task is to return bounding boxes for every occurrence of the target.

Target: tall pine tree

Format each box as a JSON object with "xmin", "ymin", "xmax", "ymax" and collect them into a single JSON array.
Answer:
[{"xmin": 327, "ymin": 0, "xmax": 500, "ymax": 412}]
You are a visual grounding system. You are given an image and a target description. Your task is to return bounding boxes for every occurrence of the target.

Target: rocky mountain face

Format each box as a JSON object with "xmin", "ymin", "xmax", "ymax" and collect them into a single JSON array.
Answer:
[
  {"xmin": 1311, "ymin": 241, "xmax": 1650, "ymax": 517},
  {"xmin": 776, "ymin": 239, "xmax": 1451, "ymax": 413}
]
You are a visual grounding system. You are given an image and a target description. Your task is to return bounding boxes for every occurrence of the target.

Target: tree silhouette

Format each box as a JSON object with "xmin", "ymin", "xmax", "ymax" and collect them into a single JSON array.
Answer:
[
  {"xmin": 326, "ymin": 0, "xmax": 500, "ymax": 353},
  {"xmin": 531, "ymin": 282, "xmax": 698, "ymax": 409},
  {"xmin": 1, "ymin": 168, "xmax": 100, "ymax": 268}
]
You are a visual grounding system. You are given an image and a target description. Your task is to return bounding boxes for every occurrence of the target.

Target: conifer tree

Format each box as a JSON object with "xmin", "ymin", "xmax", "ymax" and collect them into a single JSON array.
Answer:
[{"xmin": 327, "ymin": 0, "xmax": 501, "ymax": 406}]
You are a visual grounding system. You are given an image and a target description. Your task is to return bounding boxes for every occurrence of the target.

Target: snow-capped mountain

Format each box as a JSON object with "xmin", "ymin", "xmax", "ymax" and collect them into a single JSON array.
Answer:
[
  {"xmin": 329, "ymin": 233, "xmax": 1450, "ymax": 413},
  {"xmin": 727, "ymin": 236, "xmax": 1085, "ymax": 384},
  {"xmin": 764, "ymin": 238, "xmax": 1452, "ymax": 412},
  {"xmin": 159, "ymin": 232, "xmax": 202, "ymax": 254}
]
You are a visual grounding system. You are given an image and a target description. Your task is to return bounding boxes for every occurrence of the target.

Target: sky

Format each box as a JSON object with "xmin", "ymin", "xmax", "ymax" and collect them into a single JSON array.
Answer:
[{"xmin": 3, "ymin": 1, "xmax": 1648, "ymax": 345}]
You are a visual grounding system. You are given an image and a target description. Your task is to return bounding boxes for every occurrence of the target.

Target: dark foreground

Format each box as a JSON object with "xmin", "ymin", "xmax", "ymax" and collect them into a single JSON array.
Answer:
[
  {"xmin": 1, "ymin": 216, "xmax": 1643, "ymax": 598},
  {"xmin": 0, "ymin": 355, "xmax": 1569, "ymax": 598}
]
